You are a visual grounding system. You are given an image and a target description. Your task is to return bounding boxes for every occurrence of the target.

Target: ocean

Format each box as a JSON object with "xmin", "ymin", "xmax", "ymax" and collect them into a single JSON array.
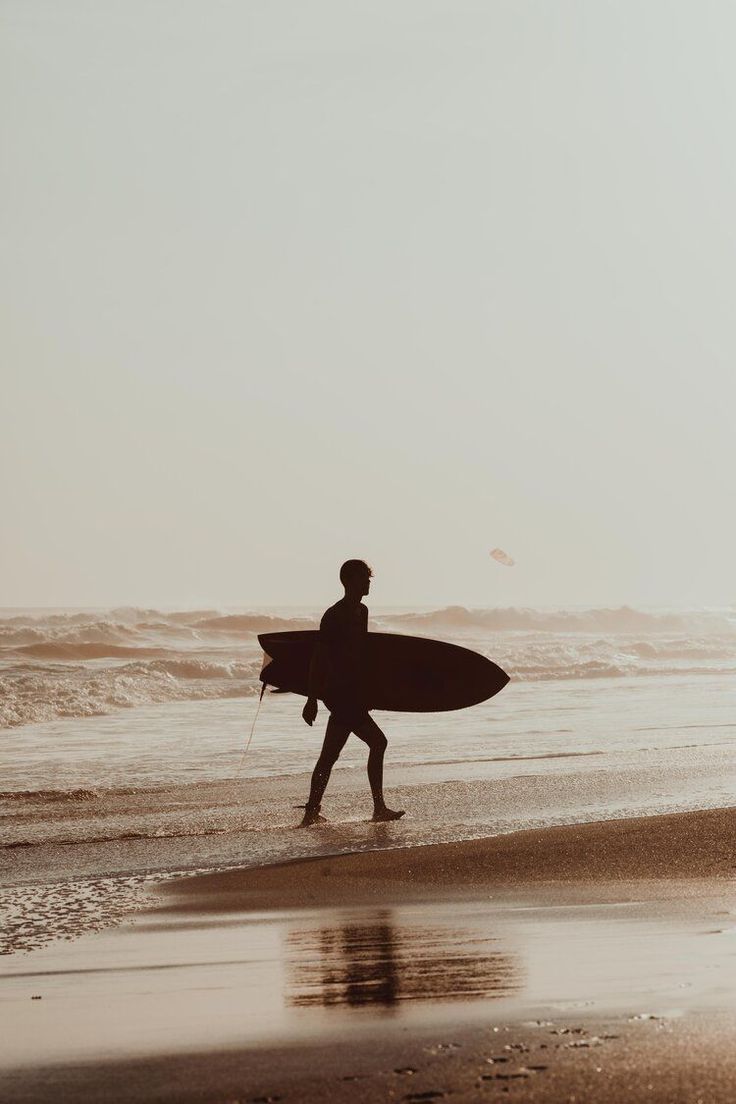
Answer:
[{"xmin": 3, "ymin": 604, "xmax": 736, "ymax": 956}]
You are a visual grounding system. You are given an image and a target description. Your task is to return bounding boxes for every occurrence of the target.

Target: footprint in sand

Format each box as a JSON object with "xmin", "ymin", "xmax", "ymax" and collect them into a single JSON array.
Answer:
[
  {"xmin": 403, "ymin": 1093, "xmax": 447, "ymax": 1102},
  {"xmin": 482, "ymin": 1071, "xmax": 530, "ymax": 1081},
  {"xmin": 482, "ymin": 1064, "xmax": 548, "ymax": 1082}
]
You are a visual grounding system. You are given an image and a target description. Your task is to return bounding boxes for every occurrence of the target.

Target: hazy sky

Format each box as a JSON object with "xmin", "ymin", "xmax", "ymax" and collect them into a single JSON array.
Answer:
[{"xmin": 3, "ymin": 1, "xmax": 735, "ymax": 609}]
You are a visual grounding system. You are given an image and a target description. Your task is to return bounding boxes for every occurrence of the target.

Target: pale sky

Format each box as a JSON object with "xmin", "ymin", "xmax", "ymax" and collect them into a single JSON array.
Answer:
[{"xmin": 2, "ymin": 1, "xmax": 735, "ymax": 609}]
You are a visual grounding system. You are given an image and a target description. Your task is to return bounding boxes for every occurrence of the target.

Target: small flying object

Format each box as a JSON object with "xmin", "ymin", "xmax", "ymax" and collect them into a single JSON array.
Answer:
[{"xmin": 490, "ymin": 548, "xmax": 515, "ymax": 567}]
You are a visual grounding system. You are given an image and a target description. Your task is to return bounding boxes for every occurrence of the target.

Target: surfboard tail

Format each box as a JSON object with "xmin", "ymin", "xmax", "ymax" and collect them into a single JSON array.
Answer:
[{"xmin": 259, "ymin": 650, "xmax": 274, "ymax": 684}]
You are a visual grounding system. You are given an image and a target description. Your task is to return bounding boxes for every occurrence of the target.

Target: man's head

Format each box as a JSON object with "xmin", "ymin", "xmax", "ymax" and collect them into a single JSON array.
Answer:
[{"xmin": 339, "ymin": 559, "xmax": 373, "ymax": 598}]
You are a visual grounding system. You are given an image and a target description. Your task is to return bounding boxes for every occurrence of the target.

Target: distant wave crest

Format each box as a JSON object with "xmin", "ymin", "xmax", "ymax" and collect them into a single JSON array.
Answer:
[
  {"xmin": 193, "ymin": 613, "xmax": 315, "ymax": 633},
  {"xmin": 385, "ymin": 605, "xmax": 736, "ymax": 634},
  {"xmin": 0, "ymin": 609, "xmax": 315, "ymax": 655},
  {"xmin": 15, "ymin": 642, "xmax": 166, "ymax": 660}
]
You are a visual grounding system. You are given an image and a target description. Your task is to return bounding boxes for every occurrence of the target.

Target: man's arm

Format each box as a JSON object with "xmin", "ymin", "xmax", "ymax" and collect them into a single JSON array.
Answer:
[
  {"xmin": 302, "ymin": 643, "xmax": 326, "ymax": 726},
  {"xmin": 303, "ymin": 609, "xmax": 336, "ymax": 726}
]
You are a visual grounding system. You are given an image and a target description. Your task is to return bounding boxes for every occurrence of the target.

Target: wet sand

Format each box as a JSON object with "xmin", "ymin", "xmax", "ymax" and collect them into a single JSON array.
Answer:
[
  {"xmin": 5, "ymin": 807, "xmax": 736, "ymax": 1102},
  {"xmin": 4, "ymin": 1012, "xmax": 736, "ymax": 1104},
  {"xmin": 159, "ymin": 804, "xmax": 736, "ymax": 913}
]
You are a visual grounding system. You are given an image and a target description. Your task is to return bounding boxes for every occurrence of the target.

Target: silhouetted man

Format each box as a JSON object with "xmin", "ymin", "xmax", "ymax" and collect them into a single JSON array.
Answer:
[{"xmin": 300, "ymin": 559, "xmax": 405, "ymax": 826}]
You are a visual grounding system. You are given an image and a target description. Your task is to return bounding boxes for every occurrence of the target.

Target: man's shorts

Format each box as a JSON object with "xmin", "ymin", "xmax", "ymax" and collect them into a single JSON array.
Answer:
[{"xmin": 323, "ymin": 695, "xmax": 371, "ymax": 729}]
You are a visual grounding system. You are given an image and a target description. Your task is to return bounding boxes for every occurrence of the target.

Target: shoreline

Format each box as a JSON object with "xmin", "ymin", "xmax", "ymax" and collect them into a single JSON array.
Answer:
[{"xmin": 158, "ymin": 804, "xmax": 736, "ymax": 914}]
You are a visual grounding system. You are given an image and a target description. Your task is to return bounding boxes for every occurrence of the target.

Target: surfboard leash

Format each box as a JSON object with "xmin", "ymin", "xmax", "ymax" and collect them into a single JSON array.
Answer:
[{"xmin": 234, "ymin": 681, "xmax": 267, "ymax": 778}]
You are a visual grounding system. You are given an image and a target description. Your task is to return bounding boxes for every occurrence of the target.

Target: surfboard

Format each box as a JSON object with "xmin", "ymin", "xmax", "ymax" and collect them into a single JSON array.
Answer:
[{"xmin": 258, "ymin": 630, "xmax": 509, "ymax": 713}]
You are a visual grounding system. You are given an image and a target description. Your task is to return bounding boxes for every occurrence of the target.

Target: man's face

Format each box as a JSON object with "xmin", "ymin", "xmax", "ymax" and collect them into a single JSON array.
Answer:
[{"xmin": 360, "ymin": 572, "xmax": 371, "ymax": 597}]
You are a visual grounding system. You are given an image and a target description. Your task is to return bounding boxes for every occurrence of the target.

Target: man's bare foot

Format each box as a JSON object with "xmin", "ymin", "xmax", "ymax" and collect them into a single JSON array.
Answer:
[
  {"xmin": 372, "ymin": 806, "xmax": 405, "ymax": 822},
  {"xmin": 298, "ymin": 805, "xmax": 327, "ymax": 827}
]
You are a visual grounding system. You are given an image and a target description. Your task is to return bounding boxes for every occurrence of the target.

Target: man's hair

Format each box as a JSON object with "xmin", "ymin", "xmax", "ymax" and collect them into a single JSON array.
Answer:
[{"xmin": 339, "ymin": 559, "xmax": 373, "ymax": 586}]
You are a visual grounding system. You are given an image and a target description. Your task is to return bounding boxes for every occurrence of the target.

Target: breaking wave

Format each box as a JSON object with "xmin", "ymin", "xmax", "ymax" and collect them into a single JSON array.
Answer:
[{"xmin": 0, "ymin": 657, "xmax": 263, "ymax": 729}]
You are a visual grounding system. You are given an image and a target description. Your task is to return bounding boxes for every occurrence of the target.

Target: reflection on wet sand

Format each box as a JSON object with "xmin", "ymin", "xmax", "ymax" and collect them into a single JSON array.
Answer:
[{"xmin": 286, "ymin": 909, "xmax": 520, "ymax": 1010}]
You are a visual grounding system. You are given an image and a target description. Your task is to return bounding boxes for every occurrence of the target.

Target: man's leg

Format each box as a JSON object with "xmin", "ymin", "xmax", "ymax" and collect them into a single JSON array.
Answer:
[
  {"xmin": 353, "ymin": 715, "xmax": 405, "ymax": 822},
  {"xmin": 301, "ymin": 714, "xmax": 350, "ymax": 825}
]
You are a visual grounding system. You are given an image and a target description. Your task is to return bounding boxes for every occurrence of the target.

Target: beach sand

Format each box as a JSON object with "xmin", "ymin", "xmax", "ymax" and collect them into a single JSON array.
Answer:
[
  {"xmin": 159, "ymin": 804, "xmax": 736, "ymax": 911},
  {"xmin": 4, "ymin": 807, "xmax": 736, "ymax": 1101}
]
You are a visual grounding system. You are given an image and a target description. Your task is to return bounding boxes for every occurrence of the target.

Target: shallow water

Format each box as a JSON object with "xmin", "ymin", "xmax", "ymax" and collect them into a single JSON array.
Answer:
[{"xmin": 4, "ymin": 670, "xmax": 736, "ymax": 793}]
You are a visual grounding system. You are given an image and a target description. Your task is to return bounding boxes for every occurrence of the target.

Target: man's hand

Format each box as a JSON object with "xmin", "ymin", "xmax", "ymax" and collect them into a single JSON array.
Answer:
[{"xmin": 302, "ymin": 697, "xmax": 318, "ymax": 726}]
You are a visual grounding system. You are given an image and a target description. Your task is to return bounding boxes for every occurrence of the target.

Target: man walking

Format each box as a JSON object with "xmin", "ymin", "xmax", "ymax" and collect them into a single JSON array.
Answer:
[{"xmin": 300, "ymin": 559, "xmax": 405, "ymax": 826}]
